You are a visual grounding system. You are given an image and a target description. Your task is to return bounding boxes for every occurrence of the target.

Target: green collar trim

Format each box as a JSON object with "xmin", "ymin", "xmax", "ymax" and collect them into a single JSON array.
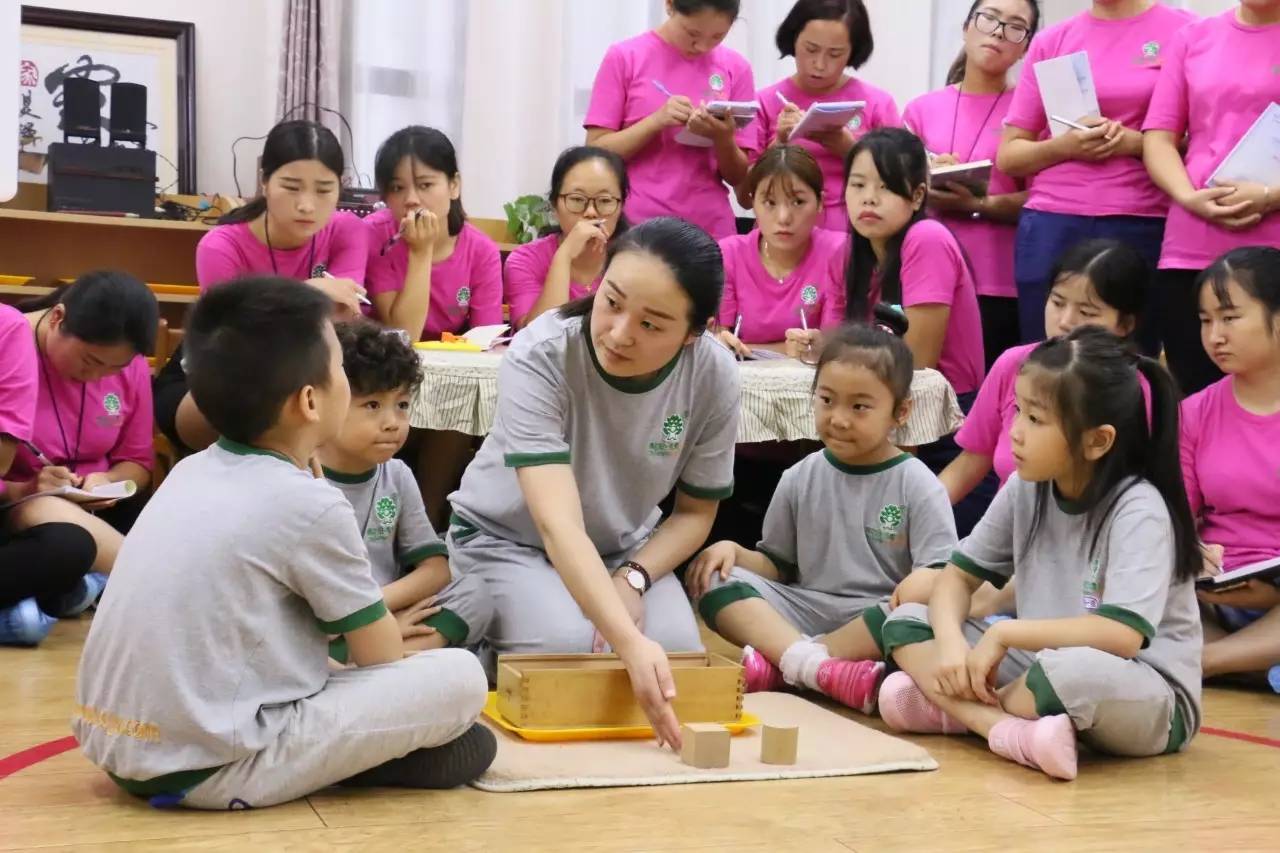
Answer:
[
  {"xmin": 823, "ymin": 449, "xmax": 911, "ymax": 476},
  {"xmin": 1052, "ymin": 484, "xmax": 1090, "ymax": 515},
  {"xmin": 216, "ymin": 437, "xmax": 295, "ymax": 465},
  {"xmin": 322, "ymin": 465, "xmax": 377, "ymax": 484},
  {"xmin": 583, "ymin": 320, "xmax": 683, "ymax": 394}
]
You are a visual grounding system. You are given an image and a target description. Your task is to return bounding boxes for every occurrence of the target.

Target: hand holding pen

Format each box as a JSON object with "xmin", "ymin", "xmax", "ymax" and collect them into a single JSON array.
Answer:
[
  {"xmin": 380, "ymin": 208, "xmax": 439, "ymax": 257},
  {"xmin": 20, "ymin": 439, "xmax": 82, "ymax": 491},
  {"xmin": 651, "ymin": 80, "xmax": 694, "ymax": 129},
  {"xmin": 774, "ymin": 90, "xmax": 803, "ymax": 143},
  {"xmin": 715, "ymin": 314, "xmax": 752, "ymax": 361}
]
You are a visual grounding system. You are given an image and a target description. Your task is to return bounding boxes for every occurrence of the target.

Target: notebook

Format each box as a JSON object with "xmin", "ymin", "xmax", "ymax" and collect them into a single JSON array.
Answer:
[
  {"xmin": 2, "ymin": 480, "xmax": 137, "ymax": 509},
  {"xmin": 930, "ymin": 159, "xmax": 993, "ymax": 197},
  {"xmin": 676, "ymin": 101, "xmax": 759, "ymax": 147},
  {"xmin": 789, "ymin": 101, "xmax": 865, "ymax": 141},
  {"xmin": 1196, "ymin": 555, "xmax": 1280, "ymax": 591},
  {"xmin": 1208, "ymin": 102, "xmax": 1280, "ymax": 188},
  {"xmin": 1033, "ymin": 51, "xmax": 1100, "ymax": 138}
]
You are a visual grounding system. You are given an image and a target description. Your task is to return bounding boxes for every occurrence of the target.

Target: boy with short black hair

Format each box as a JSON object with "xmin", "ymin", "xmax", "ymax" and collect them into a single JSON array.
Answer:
[
  {"xmin": 321, "ymin": 320, "xmax": 492, "ymax": 661},
  {"xmin": 73, "ymin": 279, "xmax": 493, "ymax": 810}
]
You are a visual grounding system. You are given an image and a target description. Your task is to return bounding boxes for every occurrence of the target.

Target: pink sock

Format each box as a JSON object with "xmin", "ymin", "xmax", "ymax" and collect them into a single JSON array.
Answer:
[
  {"xmin": 987, "ymin": 715, "xmax": 1078, "ymax": 781},
  {"xmin": 877, "ymin": 671, "xmax": 967, "ymax": 734},
  {"xmin": 740, "ymin": 646, "xmax": 784, "ymax": 692}
]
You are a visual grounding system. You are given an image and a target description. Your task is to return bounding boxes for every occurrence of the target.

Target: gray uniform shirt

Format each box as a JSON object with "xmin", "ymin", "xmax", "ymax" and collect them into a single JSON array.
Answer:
[
  {"xmin": 325, "ymin": 459, "xmax": 448, "ymax": 586},
  {"xmin": 450, "ymin": 311, "xmax": 740, "ymax": 555},
  {"xmin": 758, "ymin": 450, "xmax": 957, "ymax": 598},
  {"xmin": 953, "ymin": 475, "xmax": 1203, "ymax": 731},
  {"xmin": 73, "ymin": 439, "xmax": 387, "ymax": 781}
]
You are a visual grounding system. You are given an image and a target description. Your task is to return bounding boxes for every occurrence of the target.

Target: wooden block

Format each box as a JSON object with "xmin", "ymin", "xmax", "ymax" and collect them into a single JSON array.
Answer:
[
  {"xmin": 495, "ymin": 652, "xmax": 744, "ymax": 729},
  {"xmin": 761, "ymin": 724, "xmax": 799, "ymax": 765},
  {"xmin": 681, "ymin": 723, "xmax": 731, "ymax": 769}
]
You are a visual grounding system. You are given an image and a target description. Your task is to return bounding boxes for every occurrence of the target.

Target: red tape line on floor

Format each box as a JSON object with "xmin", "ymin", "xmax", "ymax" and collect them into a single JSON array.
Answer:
[
  {"xmin": 1200, "ymin": 726, "xmax": 1280, "ymax": 749},
  {"xmin": 0, "ymin": 736, "xmax": 78, "ymax": 781}
]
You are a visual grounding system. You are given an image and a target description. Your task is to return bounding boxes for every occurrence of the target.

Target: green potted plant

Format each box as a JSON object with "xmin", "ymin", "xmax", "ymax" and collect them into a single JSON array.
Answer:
[{"xmin": 503, "ymin": 194, "xmax": 557, "ymax": 245}]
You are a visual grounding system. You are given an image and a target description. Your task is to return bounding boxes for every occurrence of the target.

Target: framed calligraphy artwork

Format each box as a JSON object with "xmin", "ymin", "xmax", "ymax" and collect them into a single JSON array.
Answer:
[{"xmin": 17, "ymin": 7, "xmax": 196, "ymax": 194}]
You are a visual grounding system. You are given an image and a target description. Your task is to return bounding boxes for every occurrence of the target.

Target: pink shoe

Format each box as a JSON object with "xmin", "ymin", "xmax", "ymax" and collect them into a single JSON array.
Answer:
[
  {"xmin": 877, "ymin": 671, "xmax": 967, "ymax": 734},
  {"xmin": 741, "ymin": 646, "xmax": 784, "ymax": 692},
  {"xmin": 815, "ymin": 659, "xmax": 886, "ymax": 715},
  {"xmin": 988, "ymin": 715, "xmax": 1078, "ymax": 781}
]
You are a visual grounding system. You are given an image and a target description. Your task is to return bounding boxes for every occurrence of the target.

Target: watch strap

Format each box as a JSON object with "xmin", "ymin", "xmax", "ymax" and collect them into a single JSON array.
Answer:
[{"xmin": 621, "ymin": 560, "xmax": 652, "ymax": 593}]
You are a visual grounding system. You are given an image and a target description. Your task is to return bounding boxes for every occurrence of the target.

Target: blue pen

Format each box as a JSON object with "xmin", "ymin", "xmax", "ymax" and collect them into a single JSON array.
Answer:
[{"xmin": 651, "ymin": 79, "xmax": 673, "ymax": 98}]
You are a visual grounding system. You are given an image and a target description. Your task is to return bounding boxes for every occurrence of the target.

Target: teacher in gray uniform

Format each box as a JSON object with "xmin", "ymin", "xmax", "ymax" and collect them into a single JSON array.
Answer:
[{"xmin": 448, "ymin": 217, "xmax": 739, "ymax": 747}]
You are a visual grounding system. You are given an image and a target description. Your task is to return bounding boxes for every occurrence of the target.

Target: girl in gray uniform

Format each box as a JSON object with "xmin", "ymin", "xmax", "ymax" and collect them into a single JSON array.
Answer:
[
  {"xmin": 688, "ymin": 308, "xmax": 957, "ymax": 714},
  {"xmin": 879, "ymin": 326, "xmax": 1202, "ymax": 781},
  {"xmin": 449, "ymin": 217, "xmax": 739, "ymax": 750},
  {"xmin": 319, "ymin": 320, "xmax": 492, "ymax": 661}
]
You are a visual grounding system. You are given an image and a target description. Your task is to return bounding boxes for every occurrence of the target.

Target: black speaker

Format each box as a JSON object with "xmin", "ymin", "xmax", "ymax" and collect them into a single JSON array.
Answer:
[
  {"xmin": 61, "ymin": 78, "xmax": 101, "ymax": 143},
  {"xmin": 47, "ymin": 142, "xmax": 156, "ymax": 217},
  {"xmin": 109, "ymin": 82, "xmax": 147, "ymax": 146}
]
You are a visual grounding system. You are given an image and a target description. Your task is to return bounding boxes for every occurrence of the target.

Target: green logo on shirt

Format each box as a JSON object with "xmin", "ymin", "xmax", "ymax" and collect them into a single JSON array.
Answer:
[
  {"xmin": 103, "ymin": 393, "xmax": 121, "ymax": 416},
  {"xmin": 708, "ymin": 73, "xmax": 725, "ymax": 92},
  {"xmin": 1082, "ymin": 556, "xmax": 1102, "ymax": 610},
  {"xmin": 1141, "ymin": 41, "xmax": 1160, "ymax": 60},
  {"xmin": 375, "ymin": 496, "xmax": 398, "ymax": 524},
  {"xmin": 456, "ymin": 287, "xmax": 472, "ymax": 307},
  {"xmin": 878, "ymin": 504, "xmax": 904, "ymax": 531},
  {"xmin": 848, "ymin": 114, "xmax": 863, "ymax": 131},
  {"xmin": 649, "ymin": 413, "xmax": 687, "ymax": 457},
  {"xmin": 866, "ymin": 503, "xmax": 906, "ymax": 544},
  {"xmin": 800, "ymin": 285, "xmax": 819, "ymax": 306}
]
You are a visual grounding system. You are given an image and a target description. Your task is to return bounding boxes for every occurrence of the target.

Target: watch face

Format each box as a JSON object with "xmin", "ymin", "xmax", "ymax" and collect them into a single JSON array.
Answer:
[{"xmin": 626, "ymin": 570, "xmax": 645, "ymax": 592}]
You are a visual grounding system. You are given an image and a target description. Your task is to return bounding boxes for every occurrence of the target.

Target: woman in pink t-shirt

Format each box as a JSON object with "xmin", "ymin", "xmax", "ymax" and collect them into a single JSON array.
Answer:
[
  {"xmin": 997, "ymin": 0, "xmax": 1196, "ymax": 347},
  {"xmin": 505, "ymin": 146, "xmax": 630, "ymax": 329},
  {"xmin": 715, "ymin": 145, "xmax": 846, "ymax": 358},
  {"xmin": 943, "ymin": 239, "xmax": 1149, "ymax": 532},
  {"xmin": 904, "ymin": 0, "xmax": 1039, "ymax": 367},
  {"xmin": 584, "ymin": 0, "xmax": 757, "ymax": 239},
  {"xmin": 753, "ymin": 0, "xmax": 900, "ymax": 232},
  {"xmin": 1183, "ymin": 248, "xmax": 1280, "ymax": 687},
  {"xmin": 3, "ymin": 273, "xmax": 158, "ymax": 597},
  {"xmin": 365, "ymin": 126, "xmax": 503, "ymax": 342},
  {"xmin": 161, "ymin": 121, "xmax": 368, "ymax": 457},
  {"xmin": 1143, "ymin": 4, "xmax": 1280, "ymax": 397}
]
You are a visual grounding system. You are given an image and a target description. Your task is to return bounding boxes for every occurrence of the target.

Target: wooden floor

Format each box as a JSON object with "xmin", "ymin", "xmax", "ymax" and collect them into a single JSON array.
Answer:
[{"xmin": 3, "ymin": 619, "xmax": 1278, "ymax": 852}]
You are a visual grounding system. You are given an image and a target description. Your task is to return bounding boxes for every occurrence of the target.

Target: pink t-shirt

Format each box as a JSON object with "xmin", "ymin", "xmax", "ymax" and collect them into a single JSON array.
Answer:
[
  {"xmin": 584, "ymin": 31, "xmax": 758, "ymax": 239},
  {"xmin": 1143, "ymin": 10, "xmax": 1280, "ymax": 270},
  {"xmin": 1004, "ymin": 4, "xmax": 1197, "ymax": 218},
  {"xmin": 365, "ymin": 211, "xmax": 504, "ymax": 338},
  {"xmin": 195, "ymin": 211, "xmax": 369, "ymax": 290},
  {"xmin": 717, "ymin": 228, "xmax": 847, "ymax": 342},
  {"xmin": 873, "ymin": 219, "xmax": 985, "ymax": 395},
  {"xmin": 755, "ymin": 76, "xmax": 901, "ymax": 232},
  {"xmin": 503, "ymin": 233, "xmax": 601, "ymax": 328},
  {"xmin": 904, "ymin": 86, "xmax": 1020, "ymax": 299},
  {"xmin": 9, "ymin": 355, "xmax": 154, "ymax": 480},
  {"xmin": 1181, "ymin": 377, "xmax": 1280, "ymax": 571},
  {"xmin": 0, "ymin": 305, "xmax": 37, "ymax": 447}
]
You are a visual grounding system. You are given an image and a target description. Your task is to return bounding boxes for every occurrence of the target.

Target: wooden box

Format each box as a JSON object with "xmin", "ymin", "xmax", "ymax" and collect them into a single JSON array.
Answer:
[{"xmin": 496, "ymin": 652, "xmax": 745, "ymax": 729}]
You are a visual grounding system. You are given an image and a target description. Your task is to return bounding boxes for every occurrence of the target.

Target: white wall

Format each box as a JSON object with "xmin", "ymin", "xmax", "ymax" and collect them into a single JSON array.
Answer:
[{"xmin": 30, "ymin": 0, "xmax": 284, "ymax": 195}]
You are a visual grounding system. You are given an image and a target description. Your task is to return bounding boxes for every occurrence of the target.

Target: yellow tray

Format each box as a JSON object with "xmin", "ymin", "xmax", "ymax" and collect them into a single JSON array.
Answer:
[
  {"xmin": 414, "ymin": 341, "xmax": 483, "ymax": 352},
  {"xmin": 0, "ymin": 274, "xmax": 32, "ymax": 286},
  {"xmin": 482, "ymin": 691, "xmax": 759, "ymax": 742}
]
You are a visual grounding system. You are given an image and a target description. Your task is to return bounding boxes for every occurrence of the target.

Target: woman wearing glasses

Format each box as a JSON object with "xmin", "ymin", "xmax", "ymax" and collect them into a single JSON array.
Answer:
[
  {"xmin": 505, "ymin": 147, "xmax": 630, "ymax": 329},
  {"xmin": 997, "ymin": 0, "xmax": 1196, "ymax": 345},
  {"xmin": 903, "ymin": 0, "xmax": 1039, "ymax": 367}
]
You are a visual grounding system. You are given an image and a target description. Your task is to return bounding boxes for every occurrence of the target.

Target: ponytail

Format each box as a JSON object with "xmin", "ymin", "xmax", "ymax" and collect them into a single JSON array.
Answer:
[
  {"xmin": 945, "ymin": 49, "xmax": 967, "ymax": 86},
  {"xmin": 218, "ymin": 196, "xmax": 267, "ymax": 226}
]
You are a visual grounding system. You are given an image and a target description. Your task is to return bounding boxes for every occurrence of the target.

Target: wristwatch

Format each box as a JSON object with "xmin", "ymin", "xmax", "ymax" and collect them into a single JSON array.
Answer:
[{"xmin": 616, "ymin": 560, "xmax": 652, "ymax": 595}]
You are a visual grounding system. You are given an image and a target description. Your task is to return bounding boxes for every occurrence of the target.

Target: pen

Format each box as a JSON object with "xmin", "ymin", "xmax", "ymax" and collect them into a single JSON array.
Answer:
[
  {"xmin": 20, "ymin": 439, "xmax": 55, "ymax": 469},
  {"xmin": 775, "ymin": 91, "xmax": 792, "ymax": 108},
  {"xmin": 1050, "ymin": 114, "xmax": 1090, "ymax": 132},
  {"xmin": 651, "ymin": 79, "xmax": 673, "ymax": 98},
  {"xmin": 319, "ymin": 269, "xmax": 372, "ymax": 306},
  {"xmin": 732, "ymin": 314, "xmax": 744, "ymax": 361},
  {"xmin": 380, "ymin": 209, "xmax": 425, "ymax": 256},
  {"xmin": 799, "ymin": 306, "xmax": 813, "ymax": 354}
]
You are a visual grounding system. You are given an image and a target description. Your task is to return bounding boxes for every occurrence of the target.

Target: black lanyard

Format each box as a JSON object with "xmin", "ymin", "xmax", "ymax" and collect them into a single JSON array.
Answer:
[
  {"xmin": 35, "ymin": 313, "xmax": 86, "ymax": 472},
  {"xmin": 949, "ymin": 84, "xmax": 1007, "ymax": 164},
  {"xmin": 264, "ymin": 214, "xmax": 317, "ymax": 278}
]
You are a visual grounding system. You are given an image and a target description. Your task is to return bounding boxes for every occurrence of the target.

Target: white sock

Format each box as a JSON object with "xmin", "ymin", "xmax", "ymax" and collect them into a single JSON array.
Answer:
[{"xmin": 779, "ymin": 639, "xmax": 830, "ymax": 691}]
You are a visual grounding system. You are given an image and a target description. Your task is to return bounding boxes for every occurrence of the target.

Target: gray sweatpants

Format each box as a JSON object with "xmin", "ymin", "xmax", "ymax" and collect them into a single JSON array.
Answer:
[
  {"xmin": 448, "ymin": 527, "xmax": 703, "ymax": 671},
  {"xmin": 882, "ymin": 603, "xmax": 1190, "ymax": 756},
  {"xmin": 432, "ymin": 571, "xmax": 494, "ymax": 646},
  {"xmin": 181, "ymin": 649, "xmax": 487, "ymax": 809},
  {"xmin": 700, "ymin": 567, "xmax": 886, "ymax": 638}
]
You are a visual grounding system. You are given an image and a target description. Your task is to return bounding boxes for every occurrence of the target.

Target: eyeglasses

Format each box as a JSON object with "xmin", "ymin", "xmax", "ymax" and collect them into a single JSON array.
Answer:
[
  {"xmin": 971, "ymin": 10, "xmax": 1030, "ymax": 45},
  {"xmin": 558, "ymin": 193, "xmax": 621, "ymax": 216}
]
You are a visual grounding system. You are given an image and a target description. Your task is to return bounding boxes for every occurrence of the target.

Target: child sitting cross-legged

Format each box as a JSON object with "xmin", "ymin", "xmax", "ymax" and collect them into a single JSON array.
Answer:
[
  {"xmin": 688, "ymin": 308, "xmax": 958, "ymax": 713},
  {"xmin": 320, "ymin": 320, "xmax": 493, "ymax": 662},
  {"xmin": 72, "ymin": 279, "xmax": 494, "ymax": 810}
]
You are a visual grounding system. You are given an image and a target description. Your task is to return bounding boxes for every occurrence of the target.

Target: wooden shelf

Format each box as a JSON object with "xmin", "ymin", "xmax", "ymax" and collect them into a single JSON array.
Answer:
[{"xmin": 0, "ymin": 207, "xmax": 213, "ymax": 232}]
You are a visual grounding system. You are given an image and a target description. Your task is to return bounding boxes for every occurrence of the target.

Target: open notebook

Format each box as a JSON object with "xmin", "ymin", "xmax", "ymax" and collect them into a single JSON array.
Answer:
[
  {"xmin": 2, "ymin": 479, "xmax": 137, "ymax": 510},
  {"xmin": 789, "ymin": 101, "xmax": 865, "ymax": 141},
  {"xmin": 1197, "ymin": 555, "xmax": 1280, "ymax": 591},
  {"xmin": 676, "ymin": 101, "xmax": 759, "ymax": 147},
  {"xmin": 930, "ymin": 159, "xmax": 993, "ymax": 197}
]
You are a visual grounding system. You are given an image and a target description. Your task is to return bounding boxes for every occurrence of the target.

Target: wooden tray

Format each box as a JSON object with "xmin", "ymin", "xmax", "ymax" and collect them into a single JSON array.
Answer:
[
  {"xmin": 482, "ymin": 692, "xmax": 758, "ymax": 742},
  {"xmin": 496, "ymin": 652, "xmax": 745, "ymax": 730}
]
